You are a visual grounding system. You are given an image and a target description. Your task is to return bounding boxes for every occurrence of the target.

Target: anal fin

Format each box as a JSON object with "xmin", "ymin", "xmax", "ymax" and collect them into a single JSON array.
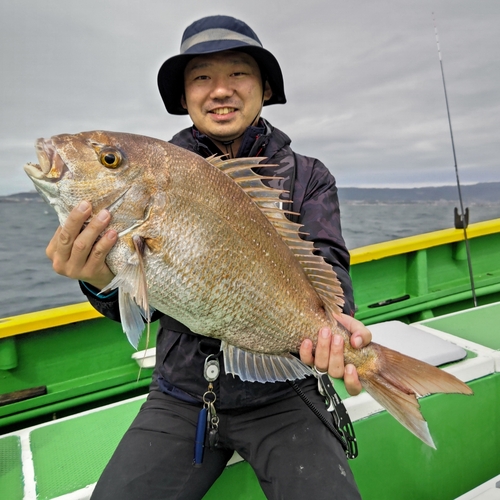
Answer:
[{"xmin": 222, "ymin": 341, "xmax": 313, "ymax": 383}]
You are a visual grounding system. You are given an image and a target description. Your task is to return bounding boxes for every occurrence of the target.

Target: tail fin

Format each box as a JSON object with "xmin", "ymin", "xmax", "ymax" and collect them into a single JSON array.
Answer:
[{"xmin": 360, "ymin": 343, "xmax": 473, "ymax": 449}]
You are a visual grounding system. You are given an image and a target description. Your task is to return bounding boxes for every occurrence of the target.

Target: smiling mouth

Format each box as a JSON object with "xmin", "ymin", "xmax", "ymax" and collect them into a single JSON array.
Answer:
[{"xmin": 210, "ymin": 107, "xmax": 236, "ymax": 115}]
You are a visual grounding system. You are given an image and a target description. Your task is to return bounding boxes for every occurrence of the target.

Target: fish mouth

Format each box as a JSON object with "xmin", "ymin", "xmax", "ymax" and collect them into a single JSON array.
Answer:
[
  {"xmin": 24, "ymin": 138, "xmax": 72, "ymax": 208},
  {"xmin": 24, "ymin": 138, "xmax": 71, "ymax": 183}
]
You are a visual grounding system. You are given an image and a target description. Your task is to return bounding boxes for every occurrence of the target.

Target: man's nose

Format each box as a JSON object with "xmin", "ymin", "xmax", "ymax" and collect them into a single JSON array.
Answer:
[{"xmin": 210, "ymin": 75, "xmax": 234, "ymax": 99}]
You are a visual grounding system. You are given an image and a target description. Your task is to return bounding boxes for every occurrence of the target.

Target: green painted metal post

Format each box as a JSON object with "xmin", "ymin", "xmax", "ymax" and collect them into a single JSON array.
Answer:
[{"xmin": 0, "ymin": 337, "xmax": 17, "ymax": 370}]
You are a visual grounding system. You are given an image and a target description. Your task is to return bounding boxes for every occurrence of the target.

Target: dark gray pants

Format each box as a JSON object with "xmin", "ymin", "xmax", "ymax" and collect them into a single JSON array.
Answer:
[{"xmin": 90, "ymin": 387, "xmax": 361, "ymax": 500}]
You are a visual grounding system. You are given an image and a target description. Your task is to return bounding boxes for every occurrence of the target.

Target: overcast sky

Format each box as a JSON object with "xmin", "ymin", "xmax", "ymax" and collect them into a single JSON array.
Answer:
[{"xmin": 1, "ymin": 0, "xmax": 499, "ymax": 196}]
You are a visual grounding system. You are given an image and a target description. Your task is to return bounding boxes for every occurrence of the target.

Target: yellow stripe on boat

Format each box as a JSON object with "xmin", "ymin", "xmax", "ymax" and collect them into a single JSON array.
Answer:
[
  {"xmin": 0, "ymin": 302, "xmax": 102, "ymax": 339},
  {"xmin": 350, "ymin": 218, "xmax": 500, "ymax": 265},
  {"xmin": 1, "ymin": 218, "xmax": 499, "ymax": 340}
]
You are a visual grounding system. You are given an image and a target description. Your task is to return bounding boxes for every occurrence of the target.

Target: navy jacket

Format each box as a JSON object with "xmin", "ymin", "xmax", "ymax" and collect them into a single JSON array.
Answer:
[{"xmin": 81, "ymin": 119, "xmax": 354, "ymax": 409}]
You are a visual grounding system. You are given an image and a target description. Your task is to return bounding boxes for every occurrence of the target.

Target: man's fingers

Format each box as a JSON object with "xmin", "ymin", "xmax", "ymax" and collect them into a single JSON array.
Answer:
[
  {"xmin": 45, "ymin": 202, "xmax": 116, "ymax": 286},
  {"xmin": 313, "ymin": 327, "xmax": 332, "ymax": 372},
  {"xmin": 343, "ymin": 364, "xmax": 363, "ymax": 396},
  {"xmin": 300, "ymin": 316, "xmax": 372, "ymax": 390},
  {"xmin": 51, "ymin": 201, "xmax": 93, "ymax": 263},
  {"xmin": 83, "ymin": 230, "xmax": 117, "ymax": 280},
  {"xmin": 88, "ymin": 230, "xmax": 118, "ymax": 264},
  {"xmin": 46, "ymin": 225, "xmax": 62, "ymax": 260},
  {"xmin": 299, "ymin": 338, "xmax": 314, "ymax": 366},
  {"xmin": 68, "ymin": 209, "xmax": 111, "ymax": 265},
  {"xmin": 327, "ymin": 334, "xmax": 344, "ymax": 379},
  {"xmin": 334, "ymin": 313, "xmax": 372, "ymax": 349}
]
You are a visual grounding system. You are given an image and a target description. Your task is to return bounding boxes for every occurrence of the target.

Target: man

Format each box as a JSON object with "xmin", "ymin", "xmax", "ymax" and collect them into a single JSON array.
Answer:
[{"xmin": 47, "ymin": 15, "xmax": 369, "ymax": 499}]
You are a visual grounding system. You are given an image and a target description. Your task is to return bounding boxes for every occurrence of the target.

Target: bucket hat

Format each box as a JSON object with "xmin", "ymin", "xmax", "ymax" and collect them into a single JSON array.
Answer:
[{"xmin": 158, "ymin": 15, "xmax": 286, "ymax": 115}]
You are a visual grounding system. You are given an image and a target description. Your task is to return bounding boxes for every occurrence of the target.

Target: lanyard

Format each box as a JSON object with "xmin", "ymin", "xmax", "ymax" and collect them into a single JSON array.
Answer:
[{"xmin": 193, "ymin": 353, "xmax": 221, "ymax": 467}]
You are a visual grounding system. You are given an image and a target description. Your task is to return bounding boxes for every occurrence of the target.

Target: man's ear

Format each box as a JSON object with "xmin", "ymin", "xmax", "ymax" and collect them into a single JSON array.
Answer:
[
  {"xmin": 263, "ymin": 81, "xmax": 273, "ymax": 103},
  {"xmin": 181, "ymin": 94, "xmax": 188, "ymax": 110}
]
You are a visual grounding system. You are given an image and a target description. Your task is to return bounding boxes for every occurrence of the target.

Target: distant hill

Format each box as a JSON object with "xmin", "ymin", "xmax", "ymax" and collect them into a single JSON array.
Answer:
[
  {"xmin": 338, "ymin": 182, "xmax": 500, "ymax": 204},
  {"xmin": 2, "ymin": 182, "xmax": 500, "ymax": 204},
  {"xmin": 0, "ymin": 191, "xmax": 44, "ymax": 202}
]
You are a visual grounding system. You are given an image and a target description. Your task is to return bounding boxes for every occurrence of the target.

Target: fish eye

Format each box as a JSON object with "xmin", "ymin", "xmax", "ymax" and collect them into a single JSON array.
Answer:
[{"xmin": 99, "ymin": 149, "xmax": 122, "ymax": 168}]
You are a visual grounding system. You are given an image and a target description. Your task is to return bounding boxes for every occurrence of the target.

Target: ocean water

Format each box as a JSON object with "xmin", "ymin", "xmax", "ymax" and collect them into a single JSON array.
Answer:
[
  {"xmin": 1, "ymin": 200, "xmax": 499, "ymax": 318},
  {"xmin": 341, "ymin": 202, "xmax": 500, "ymax": 249}
]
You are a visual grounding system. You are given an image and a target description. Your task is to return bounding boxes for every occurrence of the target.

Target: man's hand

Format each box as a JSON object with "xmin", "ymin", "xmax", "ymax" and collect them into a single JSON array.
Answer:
[
  {"xmin": 299, "ymin": 313, "xmax": 372, "ymax": 396},
  {"xmin": 46, "ymin": 201, "xmax": 117, "ymax": 290}
]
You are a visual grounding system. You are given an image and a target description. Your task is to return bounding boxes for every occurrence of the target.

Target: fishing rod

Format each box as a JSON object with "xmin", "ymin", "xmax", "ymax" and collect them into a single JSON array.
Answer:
[{"xmin": 432, "ymin": 13, "xmax": 477, "ymax": 307}]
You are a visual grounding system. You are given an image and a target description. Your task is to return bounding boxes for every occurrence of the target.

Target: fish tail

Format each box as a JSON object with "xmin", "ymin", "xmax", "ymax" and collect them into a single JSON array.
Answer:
[{"xmin": 360, "ymin": 343, "xmax": 473, "ymax": 449}]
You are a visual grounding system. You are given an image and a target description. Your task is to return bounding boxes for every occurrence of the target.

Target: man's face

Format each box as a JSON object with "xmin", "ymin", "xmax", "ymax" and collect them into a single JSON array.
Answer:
[{"xmin": 182, "ymin": 51, "xmax": 272, "ymax": 145}]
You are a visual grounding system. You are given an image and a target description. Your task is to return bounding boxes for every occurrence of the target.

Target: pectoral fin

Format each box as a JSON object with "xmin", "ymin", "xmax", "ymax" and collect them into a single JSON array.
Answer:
[
  {"xmin": 101, "ymin": 235, "xmax": 151, "ymax": 348},
  {"xmin": 117, "ymin": 287, "xmax": 147, "ymax": 348}
]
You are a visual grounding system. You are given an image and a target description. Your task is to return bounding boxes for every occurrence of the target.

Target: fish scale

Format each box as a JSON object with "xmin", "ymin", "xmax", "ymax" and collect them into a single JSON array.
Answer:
[
  {"xmin": 147, "ymin": 204, "xmax": 320, "ymax": 351},
  {"xmin": 128, "ymin": 151, "xmax": 327, "ymax": 351},
  {"xmin": 24, "ymin": 130, "xmax": 473, "ymax": 449}
]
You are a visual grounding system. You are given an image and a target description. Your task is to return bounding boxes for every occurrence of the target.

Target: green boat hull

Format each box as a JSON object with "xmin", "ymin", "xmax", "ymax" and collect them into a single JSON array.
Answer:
[{"xmin": 1, "ymin": 218, "xmax": 499, "ymax": 498}]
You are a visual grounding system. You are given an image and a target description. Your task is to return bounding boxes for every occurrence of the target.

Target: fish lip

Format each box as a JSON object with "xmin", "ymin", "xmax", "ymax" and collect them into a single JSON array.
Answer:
[
  {"xmin": 24, "ymin": 137, "xmax": 71, "ymax": 206},
  {"xmin": 33, "ymin": 138, "xmax": 70, "ymax": 180},
  {"xmin": 24, "ymin": 161, "xmax": 70, "ymax": 224},
  {"xmin": 35, "ymin": 138, "xmax": 51, "ymax": 174},
  {"xmin": 23, "ymin": 161, "xmax": 45, "ymax": 180},
  {"xmin": 23, "ymin": 162, "xmax": 60, "ymax": 201}
]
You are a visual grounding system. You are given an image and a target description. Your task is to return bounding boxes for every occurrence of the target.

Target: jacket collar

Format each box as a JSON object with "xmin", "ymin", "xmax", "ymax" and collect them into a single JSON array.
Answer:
[
  {"xmin": 169, "ymin": 118, "xmax": 291, "ymax": 160},
  {"xmin": 191, "ymin": 119, "xmax": 268, "ymax": 158}
]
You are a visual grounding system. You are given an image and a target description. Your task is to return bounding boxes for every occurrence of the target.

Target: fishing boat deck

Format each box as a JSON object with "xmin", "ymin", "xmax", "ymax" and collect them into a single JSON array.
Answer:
[
  {"xmin": 1, "ymin": 302, "xmax": 499, "ymax": 499},
  {"xmin": 2, "ymin": 219, "xmax": 499, "ymax": 430},
  {"xmin": 456, "ymin": 474, "xmax": 500, "ymax": 499}
]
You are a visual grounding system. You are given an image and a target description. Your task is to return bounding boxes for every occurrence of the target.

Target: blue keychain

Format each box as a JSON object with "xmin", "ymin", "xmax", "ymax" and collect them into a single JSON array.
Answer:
[
  {"xmin": 193, "ymin": 406, "xmax": 208, "ymax": 467},
  {"xmin": 193, "ymin": 354, "xmax": 221, "ymax": 466}
]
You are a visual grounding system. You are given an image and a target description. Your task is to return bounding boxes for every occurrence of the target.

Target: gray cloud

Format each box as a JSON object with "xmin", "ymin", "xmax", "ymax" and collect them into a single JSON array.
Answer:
[{"xmin": 1, "ymin": 0, "xmax": 499, "ymax": 195}]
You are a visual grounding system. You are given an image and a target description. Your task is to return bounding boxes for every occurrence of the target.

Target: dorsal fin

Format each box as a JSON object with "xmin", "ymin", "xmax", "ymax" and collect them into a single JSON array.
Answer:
[{"xmin": 207, "ymin": 156, "xmax": 345, "ymax": 317}]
